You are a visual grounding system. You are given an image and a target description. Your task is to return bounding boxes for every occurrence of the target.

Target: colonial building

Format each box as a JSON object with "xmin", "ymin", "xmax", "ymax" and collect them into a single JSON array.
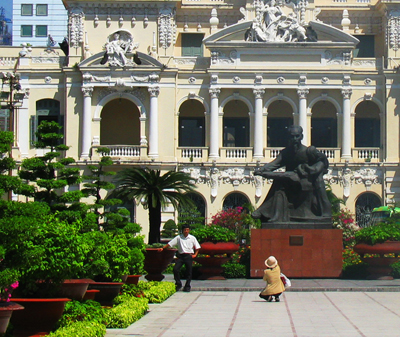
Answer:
[{"xmin": 0, "ymin": 0, "xmax": 398, "ymax": 238}]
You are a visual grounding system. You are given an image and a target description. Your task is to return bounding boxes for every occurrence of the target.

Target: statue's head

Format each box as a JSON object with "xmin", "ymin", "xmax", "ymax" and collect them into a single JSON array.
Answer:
[{"xmin": 287, "ymin": 125, "xmax": 303, "ymax": 148}]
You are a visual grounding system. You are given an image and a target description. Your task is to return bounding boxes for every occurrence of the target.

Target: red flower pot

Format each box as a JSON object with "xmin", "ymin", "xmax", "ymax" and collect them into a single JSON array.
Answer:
[
  {"xmin": 10, "ymin": 298, "xmax": 70, "ymax": 337},
  {"xmin": 87, "ymin": 282, "xmax": 124, "ymax": 306},
  {"xmin": 83, "ymin": 289, "xmax": 100, "ymax": 301},
  {"xmin": 0, "ymin": 302, "xmax": 24, "ymax": 335},
  {"xmin": 57, "ymin": 279, "xmax": 92, "ymax": 301},
  {"xmin": 354, "ymin": 241, "xmax": 400, "ymax": 280},
  {"xmin": 125, "ymin": 275, "xmax": 141, "ymax": 285},
  {"xmin": 195, "ymin": 242, "xmax": 239, "ymax": 280},
  {"xmin": 144, "ymin": 248, "xmax": 177, "ymax": 281}
]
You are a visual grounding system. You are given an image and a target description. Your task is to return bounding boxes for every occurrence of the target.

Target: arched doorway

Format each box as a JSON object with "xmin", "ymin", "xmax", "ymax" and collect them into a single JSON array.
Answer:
[
  {"xmin": 223, "ymin": 193, "xmax": 250, "ymax": 210},
  {"xmin": 223, "ymin": 100, "xmax": 250, "ymax": 147},
  {"xmin": 178, "ymin": 99, "xmax": 206, "ymax": 147},
  {"xmin": 311, "ymin": 100, "xmax": 337, "ymax": 147},
  {"xmin": 267, "ymin": 100, "xmax": 294, "ymax": 147},
  {"xmin": 178, "ymin": 192, "xmax": 206, "ymax": 225},
  {"xmin": 355, "ymin": 192, "xmax": 381, "ymax": 228},
  {"xmin": 100, "ymin": 98, "xmax": 140, "ymax": 145},
  {"xmin": 355, "ymin": 100, "xmax": 380, "ymax": 148}
]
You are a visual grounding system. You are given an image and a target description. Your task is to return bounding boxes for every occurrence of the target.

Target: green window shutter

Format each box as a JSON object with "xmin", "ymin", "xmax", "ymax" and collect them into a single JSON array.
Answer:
[
  {"xmin": 30, "ymin": 115, "xmax": 37, "ymax": 146},
  {"xmin": 182, "ymin": 34, "xmax": 204, "ymax": 57},
  {"xmin": 0, "ymin": 109, "xmax": 9, "ymax": 132}
]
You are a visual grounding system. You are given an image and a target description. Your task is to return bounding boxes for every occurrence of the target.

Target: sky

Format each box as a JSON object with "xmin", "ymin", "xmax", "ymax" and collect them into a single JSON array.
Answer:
[{"xmin": 0, "ymin": 0, "xmax": 12, "ymax": 21}]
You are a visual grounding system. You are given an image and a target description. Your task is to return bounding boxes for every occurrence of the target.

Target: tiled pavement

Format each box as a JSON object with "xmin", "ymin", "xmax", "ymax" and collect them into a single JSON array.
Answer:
[{"xmin": 106, "ymin": 275, "xmax": 400, "ymax": 337}]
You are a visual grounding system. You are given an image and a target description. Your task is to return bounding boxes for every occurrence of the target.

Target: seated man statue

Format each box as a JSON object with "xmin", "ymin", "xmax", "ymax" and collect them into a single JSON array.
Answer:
[{"xmin": 252, "ymin": 125, "xmax": 331, "ymax": 224}]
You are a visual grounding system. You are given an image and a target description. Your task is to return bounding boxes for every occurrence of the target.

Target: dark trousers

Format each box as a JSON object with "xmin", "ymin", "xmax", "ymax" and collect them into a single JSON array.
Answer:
[{"xmin": 173, "ymin": 253, "xmax": 193, "ymax": 288}]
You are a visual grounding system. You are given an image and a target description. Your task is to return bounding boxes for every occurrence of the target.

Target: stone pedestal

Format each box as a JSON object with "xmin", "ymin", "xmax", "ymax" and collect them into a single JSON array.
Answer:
[{"xmin": 251, "ymin": 228, "xmax": 343, "ymax": 278}]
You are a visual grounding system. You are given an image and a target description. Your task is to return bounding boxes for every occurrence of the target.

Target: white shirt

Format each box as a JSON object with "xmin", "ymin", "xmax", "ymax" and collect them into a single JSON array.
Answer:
[{"xmin": 168, "ymin": 234, "xmax": 201, "ymax": 254}]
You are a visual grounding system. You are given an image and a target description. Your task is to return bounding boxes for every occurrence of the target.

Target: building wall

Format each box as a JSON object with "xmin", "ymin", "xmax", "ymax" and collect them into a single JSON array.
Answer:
[
  {"xmin": 1, "ymin": 0, "xmax": 399, "ymax": 241},
  {"xmin": 12, "ymin": 0, "xmax": 67, "ymax": 47}
]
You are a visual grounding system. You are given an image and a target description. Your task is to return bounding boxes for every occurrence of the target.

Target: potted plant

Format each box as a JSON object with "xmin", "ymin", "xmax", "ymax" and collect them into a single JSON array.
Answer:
[
  {"xmin": 0, "ymin": 267, "xmax": 24, "ymax": 334},
  {"xmin": 0, "ymin": 210, "xmax": 90, "ymax": 336},
  {"xmin": 353, "ymin": 220, "xmax": 400, "ymax": 279},
  {"xmin": 190, "ymin": 225, "xmax": 239, "ymax": 280}
]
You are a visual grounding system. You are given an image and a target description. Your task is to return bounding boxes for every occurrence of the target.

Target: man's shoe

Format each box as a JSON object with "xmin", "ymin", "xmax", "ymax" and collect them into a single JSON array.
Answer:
[
  {"xmin": 183, "ymin": 287, "xmax": 191, "ymax": 292},
  {"xmin": 175, "ymin": 285, "xmax": 182, "ymax": 291}
]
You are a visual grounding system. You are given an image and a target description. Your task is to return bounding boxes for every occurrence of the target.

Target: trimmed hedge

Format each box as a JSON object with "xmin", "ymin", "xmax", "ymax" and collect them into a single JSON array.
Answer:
[
  {"xmin": 47, "ymin": 321, "xmax": 106, "ymax": 337},
  {"xmin": 105, "ymin": 296, "xmax": 149, "ymax": 328}
]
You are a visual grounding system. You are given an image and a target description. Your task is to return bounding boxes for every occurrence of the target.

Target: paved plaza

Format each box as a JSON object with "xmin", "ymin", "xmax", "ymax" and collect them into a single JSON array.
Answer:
[{"xmin": 106, "ymin": 276, "xmax": 400, "ymax": 337}]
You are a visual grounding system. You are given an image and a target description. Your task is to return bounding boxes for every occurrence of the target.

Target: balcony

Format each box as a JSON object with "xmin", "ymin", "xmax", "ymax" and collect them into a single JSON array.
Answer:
[
  {"xmin": 353, "ymin": 148, "xmax": 380, "ymax": 163},
  {"xmin": 178, "ymin": 147, "xmax": 208, "ymax": 162},
  {"xmin": 91, "ymin": 145, "xmax": 147, "ymax": 160},
  {"xmin": 220, "ymin": 147, "xmax": 252, "ymax": 162}
]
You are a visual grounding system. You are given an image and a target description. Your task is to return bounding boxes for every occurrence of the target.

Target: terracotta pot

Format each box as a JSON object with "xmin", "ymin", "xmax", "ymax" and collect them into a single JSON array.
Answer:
[
  {"xmin": 10, "ymin": 298, "xmax": 70, "ymax": 337},
  {"xmin": 57, "ymin": 279, "xmax": 92, "ymax": 301},
  {"xmin": 199, "ymin": 242, "xmax": 239, "ymax": 256},
  {"xmin": 144, "ymin": 248, "xmax": 177, "ymax": 281},
  {"xmin": 195, "ymin": 242, "xmax": 239, "ymax": 280},
  {"xmin": 0, "ymin": 302, "xmax": 24, "ymax": 335},
  {"xmin": 82, "ymin": 289, "xmax": 100, "ymax": 301},
  {"xmin": 125, "ymin": 275, "xmax": 141, "ymax": 285},
  {"xmin": 354, "ymin": 241, "xmax": 400, "ymax": 280},
  {"xmin": 87, "ymin": 282, "xmax": 124, "ymax": 306}
]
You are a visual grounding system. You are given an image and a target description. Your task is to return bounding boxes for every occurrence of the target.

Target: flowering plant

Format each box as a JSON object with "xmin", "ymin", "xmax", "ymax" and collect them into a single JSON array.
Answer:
[
  {"xmin": 0, "ymin": 269, "xmax": 19, "ymax": 302},
  {"xmin": 211, "ymin": 206, "xmax": 261, "ymax": 244},
  {"xmin": 332, "ymin": 208, "xmax": 360, "ymax": 247}
]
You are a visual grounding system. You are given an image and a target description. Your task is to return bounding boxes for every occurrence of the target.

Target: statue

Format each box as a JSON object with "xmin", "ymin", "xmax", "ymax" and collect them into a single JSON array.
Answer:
[
  {"xmin": 245, "ymin": 0, "xmax": 318, "ymax": 43},
  {"xmin": 252, "ymin": 125, "xmax": 331, "ymax": 226},
  {"xmin": 101, "ymin": 31, "xmax": 140, "ymax": 67}
]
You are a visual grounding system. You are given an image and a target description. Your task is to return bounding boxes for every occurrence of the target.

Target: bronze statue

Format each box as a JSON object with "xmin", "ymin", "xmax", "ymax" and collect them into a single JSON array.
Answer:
[{"xmin": 252, "ymin": 125, "xmax": 331, "ymax": 226}]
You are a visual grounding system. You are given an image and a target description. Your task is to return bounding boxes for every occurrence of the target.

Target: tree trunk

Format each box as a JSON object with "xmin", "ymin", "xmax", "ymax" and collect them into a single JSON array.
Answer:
[{"xmin": 148, "ymin": 198, "xmax": 161, "ymax": 244}]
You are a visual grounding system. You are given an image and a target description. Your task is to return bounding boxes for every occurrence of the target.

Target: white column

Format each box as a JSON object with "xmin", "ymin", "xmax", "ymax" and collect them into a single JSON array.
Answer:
[
  {"xmin": 81, "ymin": 86, "xmax": 93, "ymax": 159},
  {"xmin": 17, "ymin": 94, "xmax": 29, "ymax": 158},
  {"xmin": 253, "ymin": 89, "xmax": 265, "ymax": 158},
  {"xmin": 341, "ymin": 88, "xmax": 352, "ymax": 159},
  {"xmin": 148, "ymin": 86, "xmax": 160, "ymax": 158},
  {"xmin": 297, "ymin": 88, "xmax": 309, "ymax": 146},
  {"xmin": 209, "ymin": 88, "xmax": 220, "ymax": 159}
]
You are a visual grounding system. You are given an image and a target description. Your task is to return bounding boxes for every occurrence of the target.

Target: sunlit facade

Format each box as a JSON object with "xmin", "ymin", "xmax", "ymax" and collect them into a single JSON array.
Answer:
[{"xmin": 0, "ymin": 0, "xmax": 399, "ymax": 239}]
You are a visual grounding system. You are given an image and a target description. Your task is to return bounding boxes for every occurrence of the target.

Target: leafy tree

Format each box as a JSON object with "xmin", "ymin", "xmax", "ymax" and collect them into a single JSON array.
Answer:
[
  {"xmin": 81, "ymin": 147, "xmax": 122, "ymax": 230},
  {"xmin": 0, "ymin": 131, "xmax": 32, "ymax": 196},
  {"xmin": 18, "ymin": 121, "xmax": 83, "ymax": 211},
  {"xmin": 111, "ymin": 168, "xmax": 196, "ymax": 244}
]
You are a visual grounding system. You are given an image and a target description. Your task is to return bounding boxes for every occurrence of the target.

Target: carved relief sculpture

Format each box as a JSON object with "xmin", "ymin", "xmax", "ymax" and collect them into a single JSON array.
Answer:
[{"xmin": 101, "ymin": 31, "xmax": 140, "ymax": 67}]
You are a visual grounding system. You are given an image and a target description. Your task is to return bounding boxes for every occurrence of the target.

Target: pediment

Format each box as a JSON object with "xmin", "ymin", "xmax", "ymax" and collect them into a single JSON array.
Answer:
[
  {"xmin": 79, "ymin": 51, "xmax": 164, "ymax": 69},
  {"xmin": 203, "ymin": 20, "xmax": 359, "ymax": 48}
]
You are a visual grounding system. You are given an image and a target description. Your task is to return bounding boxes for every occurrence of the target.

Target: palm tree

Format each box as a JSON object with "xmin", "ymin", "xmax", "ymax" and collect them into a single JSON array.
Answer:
[{"xmin": 111, "ymin": 168, "xmax": 196, "ymax": 244}]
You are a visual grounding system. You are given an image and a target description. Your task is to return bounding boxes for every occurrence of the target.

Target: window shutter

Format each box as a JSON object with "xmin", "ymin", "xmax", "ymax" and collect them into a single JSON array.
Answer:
[
  {"xmin": 0, "ymin": 109, "xmax": 9, "ymax": 132},
  {"xmin": 30, "ymin": 115, "xmax": 37, "ymax": 145}
]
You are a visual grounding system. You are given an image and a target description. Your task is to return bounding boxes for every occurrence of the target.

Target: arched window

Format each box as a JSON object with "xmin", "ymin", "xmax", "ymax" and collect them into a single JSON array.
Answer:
[
  {"xmin": 100, "ymin": 99, "xmax": 140, "ymax": 145},
  {"xmin": 311, "ymin": 100, "xmax": 337, "ymax": 147},
  {"xmin": 223, "ymin": 100, "xmax": 249, "ymax": 147},
  {"xmin": 355, "ymin": 193, "xmax": 381, "ymax": 228},
  {"xmin": 178, "ymin": 99, "xmax": 205, "ymax": 147},
  {"xmin": 355, "ymin": 101, "xmax": 380, "ymax": 148},
  {"xmin": 178, "ymin": 192, "xmax": 206, "ymax": 225},
  {"xmin": 223, "ymin": 193, "xmax": 250, "ymax": 210},
  {"xmin": 31, "ymin": 99, "xmax": 62, "ymax": 145},
  {"xmin": 267, "ymin": 100, "xmax": 293, "ymax": 147}
]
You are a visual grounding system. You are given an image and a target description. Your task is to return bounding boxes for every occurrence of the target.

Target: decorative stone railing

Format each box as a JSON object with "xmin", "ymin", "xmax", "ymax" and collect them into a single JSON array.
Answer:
[
  {"xmin": 178, "ymin": 147, "xmax": 208, "ymax": 162},
  {"xmin": 353, "ymin": 148, "xmax": 380, "ymax": 162}
]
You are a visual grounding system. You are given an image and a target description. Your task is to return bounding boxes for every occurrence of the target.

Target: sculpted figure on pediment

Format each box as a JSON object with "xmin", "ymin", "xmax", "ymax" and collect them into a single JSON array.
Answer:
[
  {"xmin": 245, "ymin": 0, "xmax": 317, "ymax": 43},
  {"xmin": 101, "ymin": 31, "xmax": 140, "ymax": 67}
]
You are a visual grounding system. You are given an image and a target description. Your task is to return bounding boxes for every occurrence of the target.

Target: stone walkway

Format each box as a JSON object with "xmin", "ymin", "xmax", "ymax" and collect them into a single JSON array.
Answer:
[{"xmin": 105, "ymin": 276, "xmax": 400, "ymax": 337}]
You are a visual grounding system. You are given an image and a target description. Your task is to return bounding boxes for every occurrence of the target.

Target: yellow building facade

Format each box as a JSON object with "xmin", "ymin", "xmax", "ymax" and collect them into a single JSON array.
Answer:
[{"xmin": 1, "ymin": 0, "xmax": 399, "ymax": 238}]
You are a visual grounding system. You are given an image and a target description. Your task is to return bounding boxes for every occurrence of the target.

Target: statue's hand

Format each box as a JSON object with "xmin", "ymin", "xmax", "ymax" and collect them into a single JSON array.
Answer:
[{"xmin": 254, "ymin": 168, "xmax": 263, "ymax": 176}]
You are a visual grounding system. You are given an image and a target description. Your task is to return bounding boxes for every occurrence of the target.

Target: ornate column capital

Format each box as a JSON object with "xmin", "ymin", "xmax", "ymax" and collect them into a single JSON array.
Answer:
[
  {"xmin": 297, "ymin": 88, "xmax": 309, "ymax": 99},
  {"xmin": 341, "ymin": 88, "xmax": 352, "ymax": 99},
  {"xmin": 253, "ymin": 88, "xmax": 265, "ymax": 99},
  {"xmin": 148, "ymin": 86, "xmax": 160, "ymax": 97},
  {"xmin": 209, "ymin": 88, "xmax": 221, "ymax": 98},
  {"xmin": 82, "ymin": 86, "xmax": 93, "ymax": 97}
]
